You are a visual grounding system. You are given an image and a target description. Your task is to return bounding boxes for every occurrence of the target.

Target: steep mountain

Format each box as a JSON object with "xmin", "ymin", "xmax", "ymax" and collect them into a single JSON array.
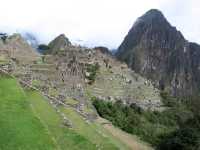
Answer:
[
  {"xmin": 116, "ymin": 9, "xmax": 200, "ymax": 97},
  {"xmin": 48, "ymin": 34, "xmax": 71, "ymax": 54}
]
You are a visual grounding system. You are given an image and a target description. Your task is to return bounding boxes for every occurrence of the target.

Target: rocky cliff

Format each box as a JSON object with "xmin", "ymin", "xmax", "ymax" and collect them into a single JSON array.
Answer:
[{"xmin": 116, "ymin": 9, "xmax": 200, "ymax": 97}]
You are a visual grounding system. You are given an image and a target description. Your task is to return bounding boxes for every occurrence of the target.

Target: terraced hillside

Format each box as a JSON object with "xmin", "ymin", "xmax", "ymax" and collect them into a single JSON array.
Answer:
[
  {"xmin": 87, "ymin": 59, "xmax": 161, "ymax": 110},
  {"xmin": 0, "ymin": 77, "xmax": 100, "ymax": 150},
  {"xmin": 0, "ymin": 76, "xmax": 154, "ymax": 150},
  {"xmin": 0, "ymin": 33, "xmax": 158, "ymax": 149}
]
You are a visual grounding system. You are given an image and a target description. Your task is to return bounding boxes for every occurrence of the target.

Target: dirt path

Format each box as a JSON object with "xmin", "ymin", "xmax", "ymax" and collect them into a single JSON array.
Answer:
[{"xmin": 97, "ymin": 117, "xmax": 154, "ymax": 150}]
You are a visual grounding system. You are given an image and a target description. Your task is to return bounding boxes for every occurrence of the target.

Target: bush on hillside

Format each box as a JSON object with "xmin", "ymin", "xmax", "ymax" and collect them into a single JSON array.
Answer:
[
  {"xmin": 157, "ymin": 96, "xmax": 200, "ymax": 150},
  {"xmin": 157, "ymin": 121, "xmax": 200, "ymax": 150},
  {"xmin": 38, "ymin": 44, "xmax": 50, "ymax": 54},
  {"xmin": 38, "ymin": 44, "xmax": 50, "ymax": 50},
  {"xmin": 92, "ymin": 97, "xmax": 182, "ymax": 146},
  {"xmin": 92, "ymin": 87, "xmax": 200, "ymax": 150},
  {"xmin": 85, "ymin": 63, "xmax": 100, "ymax": 84},
  {"xmin": 160, "ymin": 91, "xmax": 178, "ymax": 107}
]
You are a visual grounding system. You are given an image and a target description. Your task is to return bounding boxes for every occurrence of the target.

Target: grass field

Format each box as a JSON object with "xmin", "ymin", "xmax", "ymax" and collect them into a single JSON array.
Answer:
[
  {"xmin": 0, "ymin": 55, "xmax": 9, "ymax": 64},
  {"xmin": 59, "ymin": 106, "xmax": 130, "ymax": 150},
  {"xmin": 0, "ymin": 77, "xmax": 56, "ymax": 150},
  {"xmin": 27, "ymin": 91, "xmax": 127, "ymax": 150},
  {"xmin": 0, "ymin": 76, "xmax": 96, "ymax": 150},
  {"xmin": 26, "ymin": 90, "xmax": 96, "ymax": 150},
  {"xmin": 59, "ymin": 103, "xmax": 153, "ymax": 150},
  {"xmin": 96, "ymin": 118, "xmax": 153, "ymax": 150}
]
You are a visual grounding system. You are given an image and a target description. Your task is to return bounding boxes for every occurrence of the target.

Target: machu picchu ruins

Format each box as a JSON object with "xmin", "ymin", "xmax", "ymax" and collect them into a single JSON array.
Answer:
[
  {"xmin": 0, "ymin": 33, "xmax": 163, "ymax": 120},
  {"xmin": 1, "ymin": 6, "xmax": 200, "ymax": 150}
]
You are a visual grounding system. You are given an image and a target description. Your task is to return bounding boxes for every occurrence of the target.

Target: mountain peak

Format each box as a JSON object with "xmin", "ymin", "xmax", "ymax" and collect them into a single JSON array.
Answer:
[
  {"xmin": 48, "ymin": 34, "xmax": 71, "ymax": 54},
  {"xmin": 141, "ymin": 9, "xmax": 164, "ymax": 19},
  {"xmin": 117, "ymin": 9, "xmax": 176, "ymax": 58},
  {"xmin": 135, "ymin": 9, "xmax": 168, "ymax": 26},
  {"xmin": 51, "ymin": 34, "xmax": 71, "ymax": 45},
  {"xmin": 116, "ymin": 9, "xmax": 197, "ymax": 97},
  {"xmin": 56, "ymin": 34, "xmax": 67, "ymax": 39}
]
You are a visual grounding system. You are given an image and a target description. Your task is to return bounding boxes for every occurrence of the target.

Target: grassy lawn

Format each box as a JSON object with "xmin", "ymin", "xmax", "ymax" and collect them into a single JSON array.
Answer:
[
  {"xmin": 65, "ymin": 98, "xmax": 79, "ymax": 105},
  {"xmin": 32, "ymin": 79, "xmax": 41, "ymax": 87},
  {"xmin": 0, "ymin": 56, "xmax": 9, "ymax": 64},
  {"xmin": 26, "ymin": 90, "xmax": 96, "ymax": 150},
  {"xmin": 59, "ymin": 106, "xmax": 130, "ymax": 150},
  {"xmin": 0, "ymin": 76, "xmax": 96, "ymax": 150},
  {"xmin": 49, "ymin": 88, "xmax": 59, "ymax": 97},
  {"xmin": 0, "ymin": 77, "xmax": 56, "ymax": 150},
  {"xmin": 96, "ymin": 117, "xmax": 153, "ymax": 150}
]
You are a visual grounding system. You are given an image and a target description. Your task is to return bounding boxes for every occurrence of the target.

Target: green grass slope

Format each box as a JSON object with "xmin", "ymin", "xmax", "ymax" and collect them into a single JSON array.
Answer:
[
  {"xmin": 27, "ymin": 91, "xmax": 128, "ymax": 150},
  {"xmin": 0, "ymin": 77, "xmax": 56, "ymax": 150},
  {"xmin": 0, "ymin": 77, "xmax": 96, "ymax": 150},
  {"xmin": 1, "ymin": 76, "xmax": 147, "ymax": 150},
  {"xmin": 59, "ymin": 106, "xmax": 129, "ymax": 150},
  {"xmin": 26, "ymin": 90, "xmax": 96, "ymax": 150}
]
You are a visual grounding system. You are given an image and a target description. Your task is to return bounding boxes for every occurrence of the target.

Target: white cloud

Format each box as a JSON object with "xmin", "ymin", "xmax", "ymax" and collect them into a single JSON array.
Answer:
[{"xmin": 0, "ymin": 0, "xmax": 199, "ymax": 48}]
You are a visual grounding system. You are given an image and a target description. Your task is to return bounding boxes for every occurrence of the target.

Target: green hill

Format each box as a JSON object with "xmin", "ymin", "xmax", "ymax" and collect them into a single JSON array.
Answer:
[
  {"xmin": 0, "ymin": 77, "xmax": 98, "ymax": 150},
  {"xmin": 0, "ymin": 76, "xmax": 136, "ymax": 150},
  {"xmin": 0, "ymin": 77, "xmax": 56, "ymax": 150}
]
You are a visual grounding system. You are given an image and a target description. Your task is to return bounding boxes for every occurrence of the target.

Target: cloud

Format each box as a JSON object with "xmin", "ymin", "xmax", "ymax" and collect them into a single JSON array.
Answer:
[{"xmin": 0, "ymin": 0, "xmax": 199, "ymax": 48}]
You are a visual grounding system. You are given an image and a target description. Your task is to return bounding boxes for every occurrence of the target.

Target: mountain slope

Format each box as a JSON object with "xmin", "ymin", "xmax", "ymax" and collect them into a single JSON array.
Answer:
[{"xmin": 116, "ymin": 9, "xmax": 200, "ymax": 97}]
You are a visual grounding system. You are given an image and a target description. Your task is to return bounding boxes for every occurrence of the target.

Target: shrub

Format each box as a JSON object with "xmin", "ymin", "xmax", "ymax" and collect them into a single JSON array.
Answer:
[
  {"xmin": 0, "ymin": 33, "xmax": 8, "ymax": 42},
  {"xmin": 157, "ymin": 126, "xmax": 200, "ymax": 150},
  {"xmin": 92, "ymin": 97, "xmax": 180, "ymax": 146},
  {"xmin": 85, "ymin": 63, "xmax": 100, "ymax": 84},
  {"xmin": 38, "ymin": 44, "xmax": 50, "ymax": 54},
  {"xmin": 92, "ymin": 93, "xmax": 200, "ymax": 149},
  {"xmin": 157, "ymin": 109, "xmax": 200, "ymax": 150},
  {"xmin": 160, "ymin": 91, "xmax": 178, "ymax": 107},
  {"xmin": 38, "ymin": 44, "xmax": 50, "ymax": 50}
]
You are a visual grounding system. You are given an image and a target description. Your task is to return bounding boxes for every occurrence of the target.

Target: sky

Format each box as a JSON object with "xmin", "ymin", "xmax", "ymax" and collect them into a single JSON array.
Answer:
[{"xmin": 0, "ymin": 0, "xmax": 199, "ymax": 49}]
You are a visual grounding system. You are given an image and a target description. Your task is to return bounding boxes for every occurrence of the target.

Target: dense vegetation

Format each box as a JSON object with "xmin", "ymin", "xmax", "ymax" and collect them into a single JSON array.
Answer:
[
  {"xmin": 157, "ymin": 95, "xmax": 200, "ymax": 150},
  {"xmin": 38, "ymin": 44, "xmax": 50, "ymax": 54},
  {"xmin": 92, "ymin": 92, "xmax": 200, "ymax": 150},
  {"xmin": 85, "ymin": 63, "xmax": 100, "ymax": 84},
  {"xmin": 157, "ymin": 121, "xmax": 200, "ymax": 150},
  {"xmin": 0, "ymin": 33, "xmax": 8, "ymax": 42}
]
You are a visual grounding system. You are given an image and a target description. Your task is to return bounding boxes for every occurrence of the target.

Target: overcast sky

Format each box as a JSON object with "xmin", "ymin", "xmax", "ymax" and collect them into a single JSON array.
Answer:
[{"xmin": 0, "ymin": 0, "xmax": 199, "ymax": 49}]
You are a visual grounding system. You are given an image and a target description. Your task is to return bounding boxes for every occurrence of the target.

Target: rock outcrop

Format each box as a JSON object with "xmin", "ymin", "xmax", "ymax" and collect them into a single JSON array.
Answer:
[{"xmin": 116, "ymin": 9, "xmax": 200, "ymax": 97}]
